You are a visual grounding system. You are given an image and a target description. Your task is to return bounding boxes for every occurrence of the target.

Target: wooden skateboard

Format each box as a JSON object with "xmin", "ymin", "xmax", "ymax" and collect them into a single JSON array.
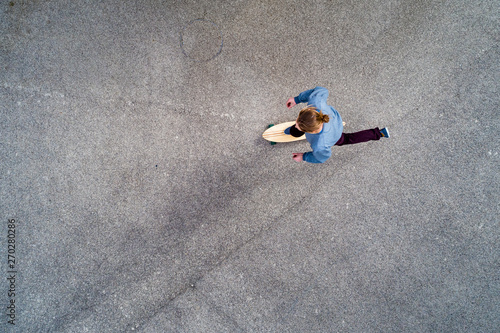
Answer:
[
  {"xmin": 262, "ymin": 121, "xmax": 305, "ymax": 144},
  {"xmin": 263, "ymin": 121, "xmax": 345, "ymax": 145}
]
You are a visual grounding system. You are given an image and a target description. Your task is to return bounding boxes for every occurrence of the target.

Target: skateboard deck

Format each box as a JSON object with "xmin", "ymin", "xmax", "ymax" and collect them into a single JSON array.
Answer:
[
  {"xmin": 263, "ymin": 121, "xmax": 346, "ymax": 144},
  {"xmin": 262, "ymin": 121, "xmax": 305, "ymax": 143}
]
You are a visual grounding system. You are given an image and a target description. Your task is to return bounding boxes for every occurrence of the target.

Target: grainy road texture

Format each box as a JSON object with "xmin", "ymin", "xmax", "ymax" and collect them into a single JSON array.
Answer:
[{"xmin": 1, "ymin": 0, "xmax": 498, "ymax": 332}]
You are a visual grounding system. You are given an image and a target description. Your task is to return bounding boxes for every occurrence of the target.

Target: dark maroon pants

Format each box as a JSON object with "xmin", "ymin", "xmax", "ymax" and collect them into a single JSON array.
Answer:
[{"xmin": 335, "ymin": 127, "xmax": 382, "ymax": 146}]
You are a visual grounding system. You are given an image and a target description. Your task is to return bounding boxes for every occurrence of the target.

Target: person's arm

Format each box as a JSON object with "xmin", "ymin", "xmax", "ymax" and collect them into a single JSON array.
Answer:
[
  {"xmin": 293, "ymin": 87, "xmax": 315, "ymax": 105},
  {"xmin": 302, "ymin": 148, "xmax": 331, "ymax": 163},
  {"xmin": 294, "ymin": 86, "xmax": 329, "ymax": 105}
]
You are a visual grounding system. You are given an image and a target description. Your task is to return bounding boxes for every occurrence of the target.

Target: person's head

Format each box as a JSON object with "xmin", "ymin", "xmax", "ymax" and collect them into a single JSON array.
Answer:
[{"xmin": 296, "ymin": 106, "xmax": 330, "ymax": 133}]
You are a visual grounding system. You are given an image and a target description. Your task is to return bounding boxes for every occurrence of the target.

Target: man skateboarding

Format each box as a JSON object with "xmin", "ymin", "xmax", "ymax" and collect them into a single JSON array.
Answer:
[{"xmin": 285, "ymin": 86, "xmax": 390, "ymax": 163}]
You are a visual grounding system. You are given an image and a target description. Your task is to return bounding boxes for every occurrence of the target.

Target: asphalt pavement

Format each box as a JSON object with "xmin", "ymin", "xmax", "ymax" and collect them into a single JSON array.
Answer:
[{"xmin": 1, "ymin": 0, "xmax": 499, "ymax": 332}]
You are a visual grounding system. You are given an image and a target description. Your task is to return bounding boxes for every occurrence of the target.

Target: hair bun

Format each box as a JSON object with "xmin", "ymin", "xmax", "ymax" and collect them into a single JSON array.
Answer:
[{"xmin": 319, "ymin": 112, "xmax": 330, "ymax": 123}]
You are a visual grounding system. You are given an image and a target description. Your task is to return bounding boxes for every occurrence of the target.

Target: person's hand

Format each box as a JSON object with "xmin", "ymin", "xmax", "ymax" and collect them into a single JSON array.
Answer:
[
  {"xmin": 292, "ymin": 153, "xmax": 304, "ymax": 162},
  {"xmin": 286, "ymin": 97, "xmax": 296, "ymax": 109}
]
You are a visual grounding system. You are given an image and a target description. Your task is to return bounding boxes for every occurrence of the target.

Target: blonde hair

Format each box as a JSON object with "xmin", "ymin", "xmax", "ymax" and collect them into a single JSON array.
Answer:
[{"xmin": 297, "ymin": 106, "xmax": 330, "ymax": 132}]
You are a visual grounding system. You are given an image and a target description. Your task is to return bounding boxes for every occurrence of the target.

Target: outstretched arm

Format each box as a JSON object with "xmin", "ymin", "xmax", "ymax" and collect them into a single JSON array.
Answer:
[
  {"xmin": 286, "ymin": 88, "xmax": 315, "ymax": 109},
  {"xmin": 292, "ymin": 150, "xmax": 331, "ymax": 163},
  {"xmin": 294, "ymin": 86, "xmax": 329, "ymax": 105},
  {"xmin": 302, "ymin": 149, "xmax": 331, "ymax": 163}
]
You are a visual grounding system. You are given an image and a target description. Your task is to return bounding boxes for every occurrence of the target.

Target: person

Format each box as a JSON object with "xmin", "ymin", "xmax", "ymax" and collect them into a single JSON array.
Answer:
[{"xmin": 285, "ymin": 86, "xmax": 390, "ymax": 163}]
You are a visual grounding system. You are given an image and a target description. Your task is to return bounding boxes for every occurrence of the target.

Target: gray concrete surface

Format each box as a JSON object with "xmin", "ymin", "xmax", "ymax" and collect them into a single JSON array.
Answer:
[{"xmin": 1, "ymin": 0, "xmax": 499, "ymax": 332}]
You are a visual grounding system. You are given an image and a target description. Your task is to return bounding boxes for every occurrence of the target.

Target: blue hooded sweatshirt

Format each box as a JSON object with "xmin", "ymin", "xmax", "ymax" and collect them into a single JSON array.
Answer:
[{"xmin": 294, "ymin": 86, "xmax": 343, "ymax": 163}]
